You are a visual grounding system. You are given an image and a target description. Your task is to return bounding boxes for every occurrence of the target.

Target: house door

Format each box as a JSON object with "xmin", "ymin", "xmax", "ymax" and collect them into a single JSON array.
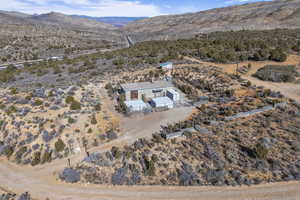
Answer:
[{"xmin": 130, "ymin": 90, "xmax": 138, "ymax": 100}]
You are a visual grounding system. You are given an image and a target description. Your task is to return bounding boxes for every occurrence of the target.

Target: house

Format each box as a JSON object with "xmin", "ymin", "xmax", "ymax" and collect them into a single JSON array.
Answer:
[
  {"xmin": 150, "ymin": 97, "xmax": 174, "ymax": 109},
  {"xmin": 159, "ymin": 62, "xmax": 173, "ymax": 70},
  {"xmin": 120, "ymin": 80, "xmax": 174, "ymax": 101}
]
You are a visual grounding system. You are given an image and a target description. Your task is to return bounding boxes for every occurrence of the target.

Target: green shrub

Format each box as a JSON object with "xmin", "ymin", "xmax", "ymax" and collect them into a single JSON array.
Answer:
[
  {"xmin": 111, "ymin": 146, "xmax": 122, "ymax": 159},
  {"xmin": 55, "ymin": 139, "xmax": 66, "ymax": 152},
  {"xmin": 34, "ymin": 99, "xmax": 43, "ymax": 106},
  {"xmin": 68, "ymin": 117, "xmax": 76, "ymax": 124},
  {"xmin": 143, "ymin": 155, "xmax": 156, "ymax": 176},
  {"xmin": 10, "ymin": 87, "xmax": 18, "ymax": 95},
  {"xmin": 91, "ymin": 115, "xmax": 97, "ymax": 125},
  {"xmin": 254, "ymin": 143, "xmax": 269, "ymax": 160},
  {"xmin": 65, "ymin": 96, "xmax": 75, "ymax": 104},
  {"xmin": 70, "ymin": 100, "xmax": 81, "ymax": 110},
  {"xmin": 41, "ymin": 151, "xmax": 52, "ymax": 164},
  {"xmin": 4, "ymin": 146, "xmax": 14, "ymax": 159},
  {"xmin": 94, "ymin": 103, "xmax": 101, "ymax": 111},
  {"xmin": 31, "ymin": 151, "xmax": 41, "ymax": 166}
]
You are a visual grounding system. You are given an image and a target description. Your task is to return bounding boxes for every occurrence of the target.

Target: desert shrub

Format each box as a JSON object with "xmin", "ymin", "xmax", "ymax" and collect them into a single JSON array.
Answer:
[
  {"xmin": 111, "ymin": 146, "xmax": 122, "ymax": 159},
  {"xmin": 70, "ymin": 100, "xmax": 81, "ymax": 110},
  {"xmin": 105, "ymin": 83, "xmax": 114, "ymax": 97},
  {"xmin": 91, "ymin": 114, "xmax": 97, "ymax": 124},
  {"xmin": 143, "ymin": 155, "xmax": 156, "ymax": 176},
  {"xmin": 115, "ymin": 94, "xmax": 127, "ymax": 113},
  {"xmin": 151, "ymin": 154, "xmax": 159, "ymax": 163},
  {"xmin": 6, "ymin": 105, "xmax": 17, "ymax": 115},
  {"xmin": 34, "ymin": 99, "xmax": 43, "ymax": 106},
  {"xmin": 15, "ymin": 146, "xmax": 27, "ymax": 162},
  {"xmin": 41, "ymin": 151, "xmax": 52, "ymax": 164},
  {"xmin": 10, "ymin": 87, "xmax": 18, "ymax": 95},
  {"xmin": 152, "ymin": 134, "xmax": 163, "ymax": 143},
  {"xmin": 254, "ymin": 143, "xmax": 269, "ymax": 160},
  {"xmin": 4, "ymin": 146, "xmax": 15, "ymax": 159},
  {"xmin": 68, "ymin": 117, "xmax": 76, "ymax": 124},
  {"xmin": 55, "ymin": 139, "xmax": 66, "ymax": 152},
  {"xmin": 31, "ymin": 151, "xmax": 41, "ymax": 166},
  {"xmin": 254, "ymin": 65, "xmax": 298, "ymax": 82},
  {"xmin": 65, "ymin": 96, "xmax": 75, "ymax": 104},
  {"xmin": 94, "ymin": 103, "xmax": 101, "ymax": 111}
]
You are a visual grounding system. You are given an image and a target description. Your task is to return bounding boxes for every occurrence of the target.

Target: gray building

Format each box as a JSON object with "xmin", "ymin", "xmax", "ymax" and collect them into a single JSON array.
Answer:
[{"xmin": 120, "ymin": 80, "xmax": 174, "ymax": 101}]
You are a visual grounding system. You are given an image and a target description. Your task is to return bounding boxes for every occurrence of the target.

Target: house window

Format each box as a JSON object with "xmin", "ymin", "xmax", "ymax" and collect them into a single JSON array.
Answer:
[{"xmin": 130, "ymin": 90, "xmax": 138, "ymax": 100}]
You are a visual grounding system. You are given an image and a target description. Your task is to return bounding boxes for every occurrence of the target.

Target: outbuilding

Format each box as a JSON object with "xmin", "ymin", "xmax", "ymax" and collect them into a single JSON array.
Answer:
[
  {"xmin": 151, "ymin": 97, "xmax": 174, "ymax": 109},
  {"xmin": 166, "ymin": 89, "xmax": 180, "ymax": 101},
  {"xmin": 159, "ymin": 62, "xmax": 173, "ymax": 70},
  {"xmin": 125, "ymin": 100, "xmax": 148, "ymax": 112}
]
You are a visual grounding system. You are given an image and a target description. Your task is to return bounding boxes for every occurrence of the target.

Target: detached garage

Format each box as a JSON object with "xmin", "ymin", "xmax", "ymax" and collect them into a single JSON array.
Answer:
[
  {"xmin": 151, "ymin": 97, "xmax": 174, "ymax": 109},
  {"xmin": 125, "ymin": 100, "xmax": 148, "ymax": 112}
]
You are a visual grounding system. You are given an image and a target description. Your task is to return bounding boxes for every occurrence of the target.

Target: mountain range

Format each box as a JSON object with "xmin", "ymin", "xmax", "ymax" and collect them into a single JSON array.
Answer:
[
  {"xmin": 123, "ymin": 0, "xmax": 300, "ymax": 41},
  {"xmin": 0, "ymin": 0, "xmax": 300, "ymax": 43},
  {"xmin": 71, "ymin": 16, "xmax": 148, "ymax": 27}
]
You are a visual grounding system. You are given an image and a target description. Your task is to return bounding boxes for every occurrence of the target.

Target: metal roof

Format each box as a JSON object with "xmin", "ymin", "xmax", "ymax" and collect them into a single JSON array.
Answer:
[
  {"xmin": 160, "ymin": 62, "xmax": 173, "ymax": 67},
  {"xmin": 121, "ymin": 81, "xmax": 173, "ymax": 91},
  {"xmin": 125, "ymin": 100, "xmax": 147, "ymax": 108},
  {"xmin": 151, "ymin": 97, "xmax": 173, "ymax": 105}
]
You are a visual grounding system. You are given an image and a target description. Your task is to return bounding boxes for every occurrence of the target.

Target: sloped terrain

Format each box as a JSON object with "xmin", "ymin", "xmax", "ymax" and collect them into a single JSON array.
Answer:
[
  {"xmin": 123, "ymin": 0, "xmax": 300, "ymax": 41},
  {"xmin": 0, "ymin": 12, "xmax": 123, "ymax": 64}
]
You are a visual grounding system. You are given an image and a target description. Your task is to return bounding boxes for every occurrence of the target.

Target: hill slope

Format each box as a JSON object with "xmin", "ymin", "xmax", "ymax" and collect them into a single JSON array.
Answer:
[
  {"xmin": 32, "ymin": 12, "xmax": 116, "ymax": 30},
  {"xmin": 123, "ymin": 0, "xmax": 300, "ymax": 41}
]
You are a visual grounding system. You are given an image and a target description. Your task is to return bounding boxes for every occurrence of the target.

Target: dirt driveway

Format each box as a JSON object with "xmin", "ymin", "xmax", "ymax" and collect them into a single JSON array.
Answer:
[{"xmin": 120, "ymin": 106, "xmax": 195, "ymax": 142}]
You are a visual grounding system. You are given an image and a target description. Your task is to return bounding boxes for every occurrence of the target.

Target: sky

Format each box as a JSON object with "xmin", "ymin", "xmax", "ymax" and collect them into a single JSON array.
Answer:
[{"xmin": 0, "ymin": 0, "xmax": 272, "ymax": 17}]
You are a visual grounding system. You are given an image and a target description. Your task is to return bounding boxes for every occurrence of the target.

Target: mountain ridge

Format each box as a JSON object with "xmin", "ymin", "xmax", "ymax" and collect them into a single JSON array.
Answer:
[{"xmin": 122, "ymin": 0, "xmax": 300, "ymax": 41}]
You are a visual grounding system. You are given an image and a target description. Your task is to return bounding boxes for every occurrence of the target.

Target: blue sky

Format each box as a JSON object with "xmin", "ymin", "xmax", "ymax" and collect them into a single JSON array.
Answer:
[{"xmin": 0, "ymin": 0, "xmax": 272, "ymax": 17}]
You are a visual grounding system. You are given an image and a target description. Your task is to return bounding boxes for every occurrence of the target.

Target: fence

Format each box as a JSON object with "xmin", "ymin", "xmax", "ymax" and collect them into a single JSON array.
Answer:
[{"xmin": 225, "ymin": 102, "xmax": 286, "ymax": 121}]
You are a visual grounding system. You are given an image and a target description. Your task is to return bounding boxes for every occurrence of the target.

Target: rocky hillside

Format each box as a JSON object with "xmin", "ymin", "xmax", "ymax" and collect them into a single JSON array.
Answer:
[
  {"xmin": 123, "ymin": 0, "xmax": 300, "ymax": 41},
  {"xmin": 0, "ymin": 12, "xmax": 124, "ymax": 63}
]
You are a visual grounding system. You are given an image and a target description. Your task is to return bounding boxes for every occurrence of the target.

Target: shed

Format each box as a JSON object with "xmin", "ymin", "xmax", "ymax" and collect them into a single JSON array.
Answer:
[
  {"xmin": 151, "ymin": 97, "xmax": 174, "ymax": 109},
  {"xmin": 159, "ymin": 62, "xmax": 173, "ymax": 70},
  {"xmin": 125, "ymin": 100, "xmax": 148, "ymax": 112},
  {"xmin": 166, "ymin": 89, "xmax": 180, "ymax": 101},
  {"xmin": 163, "ymin": 131, "xmax": 183, "ymax": 139}
]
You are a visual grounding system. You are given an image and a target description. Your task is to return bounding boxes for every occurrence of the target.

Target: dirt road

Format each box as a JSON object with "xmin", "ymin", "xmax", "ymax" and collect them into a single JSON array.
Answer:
[
  {"xmin": 0, "ymin": 159, "xmax": 299, "ymax": 200},
  {"xmin": 0, "ymin": 105, "xmax": 196, "ymax": 200}
]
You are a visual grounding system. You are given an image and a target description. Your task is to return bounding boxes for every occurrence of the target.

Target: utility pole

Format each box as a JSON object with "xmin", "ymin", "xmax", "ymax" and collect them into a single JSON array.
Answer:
[{"xmin": 67, "ymin": 158, "xmax": 71, "ymax": 168}]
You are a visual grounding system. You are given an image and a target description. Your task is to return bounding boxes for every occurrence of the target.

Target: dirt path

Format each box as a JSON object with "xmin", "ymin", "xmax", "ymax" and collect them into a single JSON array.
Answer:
[{"xmin": 183, "ymin": 55, "xmax": 300, "ymax": 103}]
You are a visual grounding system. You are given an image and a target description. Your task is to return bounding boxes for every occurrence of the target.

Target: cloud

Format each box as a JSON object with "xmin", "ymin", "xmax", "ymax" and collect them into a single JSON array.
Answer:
[{"xmin": 0, "ymin": 0, "xmax": 162, "ymax": 17}]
